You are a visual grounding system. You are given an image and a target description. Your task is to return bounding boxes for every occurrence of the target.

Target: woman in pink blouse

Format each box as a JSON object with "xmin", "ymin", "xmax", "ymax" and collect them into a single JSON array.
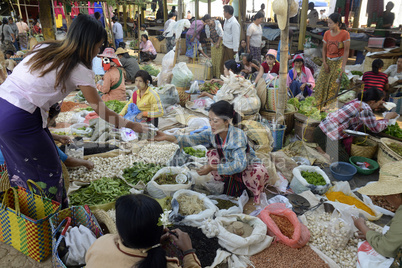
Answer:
[{"xmin": 139, "ymin": 34, "xmax": 157, "ymax": 62}]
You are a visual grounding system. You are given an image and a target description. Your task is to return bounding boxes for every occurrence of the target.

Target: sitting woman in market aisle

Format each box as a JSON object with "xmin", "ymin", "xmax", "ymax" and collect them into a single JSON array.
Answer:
[
  {"xmin": 353, "ymin": 162, "xmax": 402, "ymax": 261},
  {"xmin": 286, "ymin": 54, "xmax": 315, "ymax": 98},
  {"xmin": 96, "ymin": 47, "xmax": 126, "ymax": 102},
  {"xmin": 261, "ymin": 49, "xmax": 280, "ymax": 76},
  {"xmin": 362, "ymin": 59, "xmax": 390, "ymax": 95},
  {"xmin": 85, "ymin": 194, "xmax": 201, "ymax": 268},
  {"xmin": 139, "ymin": 34, "xmax": 157, "ymax": 62},
  {"xmin": 313, "ymin": 87, "xmax": 398, "ymax": 162},
  {"xmin": 240, "ymin": 53, "xmax": 261, "ymax": 82},
  {"xmin": 153, "ymin": 100, "xmax": 269, "ymax": 203},
  {"xmin": 115, "ymin": 47, "xmax": 140, "ymax": 83},
  {"xmin": 119, "ymin": 70, "xmax": 163, "ymax": 127}
]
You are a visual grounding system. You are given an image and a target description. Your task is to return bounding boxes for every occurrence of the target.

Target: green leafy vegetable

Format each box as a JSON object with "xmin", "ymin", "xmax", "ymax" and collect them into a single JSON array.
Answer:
[
  {"xmin": 298, "ymin": 97, "xmax": 326, "ymax": 121},
  {"xmin": 183, "ymin": 147, "xmax": 206, "ymax": 158},
  {"xmin": 122, "ymin": 162, "xmax": 163, "ymax": 185},
  {"xmin": 389, "ymin": 143, "xmax": 402, "ymax": 156},
  {"xmin": 340, "ymin": 72, "xmax": 350, "ymax": 89},
  {"xmin": 384, "ymin": 124, "xmax": 402, "ymax": 139},
  {"xmin": 351, "ymin": 71, "xmax": 363, "ymax": 76},
  {"xmin": 140, "ymin": 65, "xmax": 160, "ymax": 76},
  {"xmin": 105, "ymin": 100, "xmax": 126, "ymax": 113},
  {"xmin": 301, "ymin": 171, "xmax": 326, "ymax": 186},
  {"xmin": 287, "ymin": 98, "xmax": 300, "ymax": 110}
]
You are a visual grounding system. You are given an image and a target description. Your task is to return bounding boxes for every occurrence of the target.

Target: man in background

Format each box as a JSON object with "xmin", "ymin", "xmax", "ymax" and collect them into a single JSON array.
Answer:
[
  {"xmin": 112, "ymin": 16, "xmax": 124, "ymax": 48},
  {"xmin": 8, "ymin": 17, "xmax": 19, "ymax": 51},
  {"xmin": 307, "ymin": 2, "xmax": 319, "ymax": 28},
  {"xmin": 221, "ymin": 5, "xmax": 240, "ymax": 75}
]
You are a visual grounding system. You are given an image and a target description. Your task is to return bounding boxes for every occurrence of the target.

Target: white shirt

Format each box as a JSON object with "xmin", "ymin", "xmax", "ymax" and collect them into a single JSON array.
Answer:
[
  {"xmin": 0, "ymin": 46, "xmax": 96, "ymax": 128},
  {"xmin": 113, "ymin": 21, "xmax": 123, "ymax": 39},
  {"xmin": 223, "ymin": 16, "xmax": 241, "ymax": 52},
  {"xmin": 384, "ymin": 64, "xmax": 402, "ymax": 79},
  {"xmin": 246, "ymin": 23, "xmax": 263, "ymax": 48}
]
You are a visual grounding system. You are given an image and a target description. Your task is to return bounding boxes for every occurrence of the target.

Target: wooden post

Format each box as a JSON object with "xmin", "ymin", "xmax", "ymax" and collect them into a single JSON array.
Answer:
[
  {"xmin": 16, "ymin": 0, "xmax": 23, "ymax": 19},
  {"xmin": 178, "ymin": 0, "xmax": 183, "ymax": 20},
  {"xmin": 24, "ymin": 0, "xmax": 30, "ymax": 28},
  {"xmin": 163, "ymin": 0, "xmax": 168, "ymax": 22},
  {"xmin": 173, "ymin": 38, "xmax": 180, "ymax": 66},
  {"xmin": 238, "ymin": 0, "xmax": 246, "ymax": 41},
  {"xmin": 116, "ymin": 3, "xmax": 120, "ymax": 20},
  {"xmin": 195, "ymin": 0, "xmax": 199, "ymax": 19},
  {"xmin": 208, "ymin": 0, "xmax": 211, "ymax": 16},
  {"xmin": 63, "ymin": 3, "xmax": 72, "ymax": 29},
  {"xmin": 141, "ymin": 5, "xmax": 146, "ymax": 26},
  {"xmin": 298, "ymin": 0, "xmax": 308, "ymax": 51},
  {"xmin": 38, "ymin": 0, "xmax": 55, "ymax": 40},
  {"xmin": 123, "ymin": 2, "xmax": 127, "ymax": 33},
  {"xmin": 277, "ymin": 0, "xmax": 290, "ymax": 123}
]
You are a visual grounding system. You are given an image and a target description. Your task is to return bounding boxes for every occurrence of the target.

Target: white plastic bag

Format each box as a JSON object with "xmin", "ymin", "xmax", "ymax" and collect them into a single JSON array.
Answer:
[
  {"xmin": 289, "ymin": 165, "xmax": 331, "ymax": 194},
  {"xmin": 146, "ymin": 167, "xmax": 192, "ymax": 199},
  {"xmin": 171, "ymin": 62, "xmax": 194, "ymax": 88},
  {"xmin": 70, "ymin": 110, "xmax": 91, "ymax": 124},
  {"xmin": 203, "ymin": 180, "xmax": 225, "ymax": 195},
  {"xmin": 154, "ymin": 84, "xmax": 179, "ymax": 108},
  {"xmin": 356, "ymin": 241, "xmax": 394, "ymax": 268},
  {"xmin": 182, "ymin": 145, "xmax": 208, "ymax": 165},
  {"xmin": 208, "ymin": 190, "xmax": 249, "ymax": 217},
  {"xmin": 183, "ymin": 162, "xmax": 214, "ymax": 186},
  {"xmin": 157, "ymin": 50, "xmax": 175, "ymax": 87},
  {"xmin": 70, "ymin": 123, "xmax": 93, "ymax": 137},
  {"xmin": 189, "ymin": 81, "xmax": 200, "ymax": 93},
  {"xmin": 164, "ymin": 19, "xmax": 191, "ymax": 38},
  {"xmin": 326, "ymin": 211, "xmax": 354, "ymax": 249},
  {"xmin": 233, "ymin": 86, "xmax": 261, "ymax": 115},
  {"xmin": 170, "ymin": 189, "xmax": 218, "ymax": 227},
  {"xmin": 325, "ymin": 181, "xmax": 383, "ymax": 221}
]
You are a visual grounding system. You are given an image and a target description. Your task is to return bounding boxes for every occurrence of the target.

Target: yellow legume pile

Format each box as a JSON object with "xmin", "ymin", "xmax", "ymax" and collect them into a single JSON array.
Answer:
[{"xmin": 326, "ymin": 191, "xmax": 375, "ymax": 216}]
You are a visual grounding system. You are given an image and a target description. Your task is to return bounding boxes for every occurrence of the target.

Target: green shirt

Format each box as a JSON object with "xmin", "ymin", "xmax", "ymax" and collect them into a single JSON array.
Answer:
[{"xmin": 367, "ymin": 206, "xmax": 402, "ymax": 258}]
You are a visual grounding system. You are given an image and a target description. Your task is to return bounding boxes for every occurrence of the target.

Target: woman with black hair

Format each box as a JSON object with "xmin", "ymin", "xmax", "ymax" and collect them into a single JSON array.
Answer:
[
  {"xmin": 240, "ymin": 53, "xmax": 261, "ymax": 81},
  {"xmin": 203, "ymin": 14, "xmax": 224, "ymax": 78},
  {"xmin": 362, "ymin": 59, "xmax": 389, "ymax": 92},
  {"xmin": 85, "ymin": 194, "xmax": 201, "ymax": 268},
  {"xmin": 153, "ymin": 100, "xmax": 269, "ymax": 203},
  {"xmin": 314, "ymin": 13, "xmax": 350, "ymax": 110},
  {"xmin": 0, "ymin": 17, "xmax": 16, "ymax": 53},
  {"xmin": 119, "ymin": 70, "xmax": 163, "ymax": 127},
  {"xmin": 246, "ymin": 12, "xmax": 264, "ymax": 63},
  {"xmin": 116, "ymin": 47, "xmax": 140, "ymax": 82},
  {"xmin": 314, "ymin": 87, "xmax": 398, "ymax": 162},
  {"xmin": 139, "ymin": 34, "xmax": 157, "ymax": 62}
]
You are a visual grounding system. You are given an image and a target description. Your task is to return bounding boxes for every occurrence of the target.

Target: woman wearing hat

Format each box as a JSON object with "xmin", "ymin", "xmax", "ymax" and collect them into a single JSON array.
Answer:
[
  {"xmin": 314, "ymin": 13, "xmax": 350, "ymax": 110},
  {"xmin": 97, "ymin": 47, "xmax": 126, "ymax": 102},
  {"xmin": 353, "ymin": 161, "xmax": 402, "ymax": 260},
  {"xmin": 286, "ymin": 54, "xmax": 315, "ymax": 97},
  {"xmin": 261, "ymin": 49, "xmax": 280, "ymax": 76},
  {"xmin": 0, "ymin": 15, "xmax": 146, "ymax": 208},
  {"xmin": 115, "ymin": 47, "xmax": 140, "ymax": 83}
]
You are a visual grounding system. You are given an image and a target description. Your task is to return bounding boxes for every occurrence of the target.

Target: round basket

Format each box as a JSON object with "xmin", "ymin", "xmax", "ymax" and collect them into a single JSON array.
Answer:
[
  {"xmin": 377, "ymin": 138, "xmax": 402, "ymax": 167},
  {"xmin": 92, "ymin": 209, "xmax": 117, "ymax": 234},
  {"xmin": 260, "ymin": 110, "xmax": 296, "ymax": 134},
  {"xmin": 349, "ymin": 156, "xmax": 379, "ymax": 175},
  {"xmin": 176, "ymin": 87, "xmax": 190, "ymax": 107},
  {"xmin": 294, "ymin": 113, "xmax": 321, "ymax": 143},
  {"xmin": 351, "ymin": 136, "xmax": 378, "ymax": 159}
]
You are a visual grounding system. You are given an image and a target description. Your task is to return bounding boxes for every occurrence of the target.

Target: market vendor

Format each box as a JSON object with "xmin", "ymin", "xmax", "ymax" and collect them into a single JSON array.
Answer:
[
  {"xmin": 97, "ymin": 47, "xmax": 127, "ymax": 102},
  {"xmin": 286, "ymin": 54, "xmax": 315, "ymax": 98},
  {"xmin": 115, "ymin": 47, "xmax": 140, "ymax": 83},
  {"xmin": 139, "ymin": 34, "xmax": 157, "ymax": 62},
  {"xmin": 240, "ymin": 53, "xmax": 261, "ymax": 82},
  {"xmin": 384, "ymin": 56, "xmax": 402, "ymax": 90},
  {"xmin": 153, "ymin": 100, "xmax": 269, "ymax": 203},
  {"xmin": 119, "ymin": 70, "xmax": 164, "ymax": 127},
  {"xmin": 261, "ymin": 49, "xmax": 280, "ymax": 76},
  {"xmin": 0, "ymin": 15, "xmax": 147, "ymax": 208},
  {"xmin": 314, "ymin": 87, "xmax": 398, "ymax": 162},
  {"xmin": 353, "ymin": 161, "xmax": 402, "ymax": 260},
  {"xmin": 362, "ymin": 59, "xmax": 389, "ymax": 93},
  {"xmin": 205, "ymin": 59, "xmax": 242, "ymax": 88},
  {"xmin": 86, "ymin": 194, "xmax": 202, "ymax": 268}
]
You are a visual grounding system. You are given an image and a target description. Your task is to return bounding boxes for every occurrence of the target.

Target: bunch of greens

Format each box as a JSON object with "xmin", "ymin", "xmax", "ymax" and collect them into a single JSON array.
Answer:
[
  {"xmin": 200, "ymin": 82, "xmax": 221, "ymax": 94},
  {"xmin": 384, "ymin": 124, "xmax": 402, "ymax": 139},
  {"xmin": 340, "ymin": 72, "xmax": 350, "ymax": 89},
  {"xmin": 122, "ymin": 162, "xmax": 163, "ymax": 185},
  {"xmin": 287, "ymin": 98, "xmax": 300, "ymax": 110},
  {"xmin": 140, "ymin": 65, "xmax": 160, "ymax": 76},
  {"xmin": 389, "ymin": 143, "xmax": 402, "ymax": 157},
  {"xmin": 105, "ymin": 100, "xmax": 126, "ymax": 113},
  {"xmin": 69, "ymin": 177, "xmax": 131, "ymax": 206},
  {"xmin": 298, "ymin": 97, "xmax": 327, "ymax": 121},
  {"xmin": 351, "ymin": 71, "xmax": 363, "ymax": 76},
  {"xmin": 301, "ymin": 171, "xmax": 326, "ymax": 186},
  {"xmin": 183, "ymin": 147, "xmax": 206, "ymax": 158}
]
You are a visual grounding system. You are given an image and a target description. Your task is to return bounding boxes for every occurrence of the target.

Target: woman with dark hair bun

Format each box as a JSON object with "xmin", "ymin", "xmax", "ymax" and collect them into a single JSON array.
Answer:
[
  {"xmin": 153, "ymin": 100, "xmax": 269, "ymax": 204},
  {"xmin": 362, "ymin": 59, "xmax": 389, "ymax": 93},
  {"xmin": 246, "ymin": 11, "xmax": 264, "ymax": 63},
  {"xmin": 314, "ymin": 87, "xmax": 398, "ymax": 162},
  {"xmin": 85, "ymin": 194, "xmax": 201, "ymax": 268}
]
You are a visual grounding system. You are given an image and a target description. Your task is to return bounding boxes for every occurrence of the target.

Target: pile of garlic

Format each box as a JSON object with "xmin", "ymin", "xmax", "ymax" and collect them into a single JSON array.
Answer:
[
  {"xmin": 138, "ymin": 142, "xmax": 179, "ymax": 165},
  {"xmin": 56, "ymin": 111, "xmax": 75, "ymax": 124},
  {"xmin": 68, "ymin": 154, "xmax": 140, "ymax": 182},
  {"xmin": 107, "ymin": 209, "xmax": 116, "ymax": 223},
  {"xmin": 306, "ymin": 211, "xmax": 383, "ymax": 268}
]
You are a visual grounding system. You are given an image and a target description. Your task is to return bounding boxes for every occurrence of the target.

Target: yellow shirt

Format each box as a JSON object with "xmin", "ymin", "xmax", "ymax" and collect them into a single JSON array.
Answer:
[{"xmin": 120, "ymin": 86, "xmax": 164, "ymax": 118}]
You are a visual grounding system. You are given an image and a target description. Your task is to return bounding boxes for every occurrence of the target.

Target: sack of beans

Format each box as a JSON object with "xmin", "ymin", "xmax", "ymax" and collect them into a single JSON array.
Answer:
[{"xmin": 258, "ymin": 203, "xmax": 310, "ymax": 248}]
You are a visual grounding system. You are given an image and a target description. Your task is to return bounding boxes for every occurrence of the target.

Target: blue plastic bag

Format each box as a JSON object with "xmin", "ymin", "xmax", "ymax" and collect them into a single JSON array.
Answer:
[{"xmin": 123, "ymin": 103, "xmax": 142, "ymax": 122}]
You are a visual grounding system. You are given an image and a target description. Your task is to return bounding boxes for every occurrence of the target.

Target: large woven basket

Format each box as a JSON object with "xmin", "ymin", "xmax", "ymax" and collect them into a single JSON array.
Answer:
[
  {"xmin": 377, "ymin": 138, "xmax": 402, "ymax": 167},
  {"xmin": 351, "ymin": 136, "xmax": 378, "ymax": 159},
  {"xmin": 176, "ymin": 87, "xmax": 190, "ymax": 106},
  {"xmin": 260, "ymin": 110, "xmax": 296, "ymax": 134},
  {"xmin": 294, "ymin": 113, "xmax": 321, "ymax": 143},
  {"xmin": 92, "ymin": 209, "xmax": 117, "ymax": 234}
]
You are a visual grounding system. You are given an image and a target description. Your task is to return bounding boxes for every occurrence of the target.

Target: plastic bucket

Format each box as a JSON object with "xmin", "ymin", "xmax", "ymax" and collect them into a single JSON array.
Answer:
[{"xmin": 269, "ymin": 124, "xmax": 287, "ymax": 151}]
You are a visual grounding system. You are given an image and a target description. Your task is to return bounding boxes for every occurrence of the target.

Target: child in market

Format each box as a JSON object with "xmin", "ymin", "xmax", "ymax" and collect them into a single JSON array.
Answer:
[
  {"xmin": 237, "ymin": 39, "xmax": 247, "ymax": 59},
  {"xmin": 85, "ymin": 194, "xmax": 201, "ymax": 268}
]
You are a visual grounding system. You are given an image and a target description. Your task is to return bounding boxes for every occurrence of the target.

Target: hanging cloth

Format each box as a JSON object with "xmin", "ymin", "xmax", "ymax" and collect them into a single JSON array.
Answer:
[
  {"xmin": 88, "ymin": 1, "xmax": 95, "ymax": 15},
  {"xmin": 367, "ymin": 0, "xmax": 383, "ymax": 26},
  {"xmin": 94, "ymin": 2, "xmax": 103, "ymax": 14}
]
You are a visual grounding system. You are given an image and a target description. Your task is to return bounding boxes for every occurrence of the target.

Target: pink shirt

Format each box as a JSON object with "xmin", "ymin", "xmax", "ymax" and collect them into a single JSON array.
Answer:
[
  {"xmin": 16, "ymin": 21, "xmax": 29, "ymax": 34},
  {"xmin": 140, "ymin": 40, "xmax": 157, "ymax": 55},
  {"xmin": 286, "ymin": 67, "xmax": 315, "ymax": 89},
  {"xmin": 186, "ymin": 20, "xmax": 204, "ymax": 40},
  {"xmin": 0, "ymin": 45, "xmax": 96, "ymax": 128}
]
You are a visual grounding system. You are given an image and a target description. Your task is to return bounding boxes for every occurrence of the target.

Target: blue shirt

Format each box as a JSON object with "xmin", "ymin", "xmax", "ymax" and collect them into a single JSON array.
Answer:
[
  {"xmin": 175, "ymin": 125, "xmax": 260, "ymax": 175},
  {"xmin": 92, "ymin": 57, "xmax": 105, "ymax": 75}
]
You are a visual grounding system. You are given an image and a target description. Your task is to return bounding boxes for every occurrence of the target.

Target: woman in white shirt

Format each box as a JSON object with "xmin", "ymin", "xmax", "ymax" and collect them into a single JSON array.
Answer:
[
  {"xmin": 246, "ymin": 12, "xmax": 264, "ymax": 63},
  {"xmin": 0, "ymin": 15, "xmax": 146, "ymax": 208},
  {"xmin": 203, "ymin": 14, "xmax": 224, "ymax": 78}
]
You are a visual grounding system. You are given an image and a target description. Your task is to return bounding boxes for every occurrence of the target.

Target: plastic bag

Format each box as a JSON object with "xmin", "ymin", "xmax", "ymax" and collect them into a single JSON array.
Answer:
[
  {"xmin": 123, "ymin": 103, "xmax": 142, "ymax": 122},
  {"xmin": 146, "ymin": 167, "xmax": 192, "ymax": 199},
  {"xmin": 289, "ymin": 165, "xmax": 331, "ymax": 194},
  {"xmin": 182, "ymin": 145, "xmax": 208, "ymax": 165},
  {"xmin": 157, "ymin": 50, "xmax": 175, "ymax": 87},
  {"xmin": 70, "ymin": 123, "xmax": 93, "ymax": 137},
  {"xmin": 356, "ymin": 241, "xmax": 394, "ymax": 268},
  {"xmin": 326, "ymin": 211, "xmax": 354, "ymax": 249},
  {"xmin": 233, "ymin": 86, "xmax": 261, "ymax": 116},
  {"xmin": 164, "ymin": 19, "xmax": 191, "ymax": 38},
  {"xmin": 203, "ymin": 180, "xmax": 225, "ymax": 195},
  {"xmin": 208, "ymin": 190, "xmax": 249, "ymax": 217},
  {"xmin": 70, "ymin": 110, "xmax": 91, "ymax": 124},
  {"xmin": 258, "ymin": 203, "xmax": 310, "ymax": 248},
  {"xmin": 170, "ymin": 189, "xmax": 218, "ymax": 227},
  {"xmin": 154, "ymin": 84, "xmax": 179, "ymax": 108},
  {"xmin": 171, "ymin": 62, "xmax": 194, "ymax": 88},
  {"xmin": 189, "ymin": 81, "xmax": 200, "ymax": 93}
]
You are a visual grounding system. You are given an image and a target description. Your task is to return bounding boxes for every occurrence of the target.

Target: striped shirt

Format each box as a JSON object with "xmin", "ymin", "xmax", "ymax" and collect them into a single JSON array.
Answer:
[{"xmin": 362, "ymin": 71, "xmax": 388, "ymax": 91}]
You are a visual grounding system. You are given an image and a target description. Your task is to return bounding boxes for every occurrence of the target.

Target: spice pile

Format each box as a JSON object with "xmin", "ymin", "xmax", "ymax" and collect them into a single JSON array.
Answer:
[
  {"xmin": 270, "ymin": 214, "xmax": 294, "ymax": 239},
  {"xmin": 61, "ymin": 101, "xmax": 89, "ymax": 112},
  {"xmin": 250, "ymin": 242, "xmax": 329, "ymax": 268},
  {"xmin": 326, "ymin": 191, "xmax": 375, "ymax": 216},
  {"xmin": 177, "ymin": 194, "xmax": 205, "ymax": 215},
  {"xmin": 155, "ymin": 173, "xmax": 178, "ymax": 185},
  {"xmin": 215, "ymin": 199, "xmax": 236, "ymax": 210},
  {"xmin": 370, "ymin": 195, "xmax": 397, "ymax": 212}
]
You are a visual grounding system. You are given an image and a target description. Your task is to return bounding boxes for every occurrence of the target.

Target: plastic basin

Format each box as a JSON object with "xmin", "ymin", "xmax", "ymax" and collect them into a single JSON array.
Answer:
[
  {"xmin": 349, "ymin": 156, "xmax": 379, "ymax": 175},
  {"xmin": 330, "ymin": 162, "xmax": 357, "ymax": 181}
]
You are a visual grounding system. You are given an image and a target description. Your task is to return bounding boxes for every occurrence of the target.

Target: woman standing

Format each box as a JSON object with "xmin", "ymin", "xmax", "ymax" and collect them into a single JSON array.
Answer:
[
  {"xmin": 246, "ymin": 12, "xmax": 264, "ymax": 63},
  {"xmin": 314, "ymin": 13, "xmax": 350, "ymax": 110},
  {"xmin": 0, "ymin": 18, "xmax": 16, "ymax": 53},
  {"xmin": 362, "ymin": 59, "xmax": 389, "ymax": 92},
  {"xmin": 0, "ymin": 15, "xmax": 146, "ymax": 208},
  {"xmin": 153, "ymin": 100, "xmax": 269, "ymax": 203},
  {"xmin": 119, "ymin": 70, "xmax": 164, "ymax": 127},
  {"xmin": 185, "ymin": 18, "xmax": 205, "ymax": 63},
  {"xmin": 203, "ymin": 15, "xmax": 224, "ymax": 78},
  {"xmin": 139, "ymin": 34, "xmax": 157, "ymax": 62}
]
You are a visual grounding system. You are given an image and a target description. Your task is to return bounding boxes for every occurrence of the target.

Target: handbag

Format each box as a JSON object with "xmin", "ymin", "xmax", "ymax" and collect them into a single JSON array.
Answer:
[
  {"xmin": 50, "ymin": 205, "xmax": 103, "ymax": 268},
  {"xmin": 265, "ymin": 76, "xmax": 280, "ymax": 111},
  {"xmin": 0, "ymin": 179, "xmax": 61, "ymax": 262}
]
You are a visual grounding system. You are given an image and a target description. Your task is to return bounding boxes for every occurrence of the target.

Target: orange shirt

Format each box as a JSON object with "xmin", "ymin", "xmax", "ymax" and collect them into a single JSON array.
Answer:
[{"xmin": 323, "ymin": 30, "xmax": 350, "ymax": 58}]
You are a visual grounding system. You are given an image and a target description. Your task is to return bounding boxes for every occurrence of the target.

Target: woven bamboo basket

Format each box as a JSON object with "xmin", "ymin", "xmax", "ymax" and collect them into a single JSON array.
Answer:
[
  {"xmin": 294, "ymin": 113, "xmax": 321, "ymax": 143},
  {"xmin": 92, "ymin": 209, "xmax": 117, "ymax": 234},
  {"xmin": 363, "ymin": 57, "xmax": 396, "ymax": 73},
  {"xmin": 176, "ymin": 87, "xmax": 190, "ymax": 106},
  {"xmin": 260, "ymin": 110, "xmax": 296, "ymax": 134},
  {"xmin": 351, "ymin": 136, "xmax": 378, "ymax": 158},
  {"xmin": 378, "ymin": 138, "xmax": 402, "ymax": 167}
]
